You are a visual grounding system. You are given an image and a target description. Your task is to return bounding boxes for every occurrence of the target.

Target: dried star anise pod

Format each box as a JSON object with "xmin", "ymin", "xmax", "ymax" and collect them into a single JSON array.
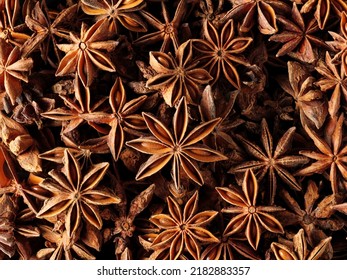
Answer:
[
  {"xmin": 36, "ymin": 224, "xmax": 95, "ymax": 260},
  {"xmin": 271, "ymin": 228, "xmax": 332, "ymax": 260},
  {"xmin": 226, "ymin": 0, "xmax": 291, "ymax": 35},
  {"xmin": 229, "ymin": 118, "xmax": 308, "ymax": 204},
  {"xmin": 81, "ymin": 0, "xmax": 147, "ymax": 34},
  {"xmin": 192, "ymin": 19, "xmax": 252, "ymax": 88},
  {"xmin": 315, "ymin": 51, "xmax": 347, "ymax": 117},
  {"xmin": 296, "ymin": 0, "xmax": 347, "ymax": 30},
  {"xmin": 269, "ymin": 2, "xmax": 328, "ymax": 63},
  {"xmin": 146, "ymin": 40, "xmax": 212, "ymax": 106},
  {"xmin": 327, "ymin": 11, "xmax": 347, "ymax": 73},
  {"xmin": 133, "ymin": 0, "xmax": 188, "ymax": 53},
  {"xmin": 278, "ymin": 180, "xmax": 342, "ymax": 248},
  {"xmin": 55, "ymin": 18, "xmax": 118, "ymax": 87},
  {"xmin": 216, "ymin": 169, "xmax": 285, "ymax": 250},
  {"xmin": 0, "ymin": 38, "xmax": 33, "ymax": 105},
  {"xmin": 36, "ymin": 149, "xmax": 120, "ymax": 238},
  {"xmin": 277, "ymin": 61, "xmax": 328, "ymax": 129},
  {"xmin": 126, "ymin": 96, "xmax": 227, "ymax": 190},
  {"xmin": 21, "ymin": 1, "xmax": 78, "ymax": 66},
  {"xmin": 104, "ymin": 179, "xmax": 155, "ymax": 259},
  {"xmin": 148, "ymin": 191, "xmax": 218, "ymax": 260},
  {"xmin": 296, "ymin": 114, "xmax": 347, "ymax": 196}
]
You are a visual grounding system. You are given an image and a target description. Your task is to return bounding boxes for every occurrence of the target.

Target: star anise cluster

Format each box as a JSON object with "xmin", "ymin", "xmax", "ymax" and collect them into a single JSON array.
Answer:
[{"xmin": 0, "ymin": 0, "xmax": 347, "ymax": 260}]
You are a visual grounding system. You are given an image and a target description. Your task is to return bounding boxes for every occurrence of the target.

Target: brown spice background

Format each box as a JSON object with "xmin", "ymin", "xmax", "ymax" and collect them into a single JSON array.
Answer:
[{"xmin": 0, "ymin": 0, "xmax": 347, "ymax": 260}]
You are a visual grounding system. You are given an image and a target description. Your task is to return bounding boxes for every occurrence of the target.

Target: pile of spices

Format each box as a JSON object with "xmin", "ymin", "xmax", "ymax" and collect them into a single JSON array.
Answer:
[{"xmin": 0, "ymin": 0, "xmax": 346, "ymax": 260}]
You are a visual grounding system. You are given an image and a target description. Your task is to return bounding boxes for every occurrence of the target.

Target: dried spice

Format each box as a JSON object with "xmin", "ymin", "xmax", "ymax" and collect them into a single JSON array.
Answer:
[{"xmin": 0, "ymin": 0, "xmax": 346, "ymax": 260}]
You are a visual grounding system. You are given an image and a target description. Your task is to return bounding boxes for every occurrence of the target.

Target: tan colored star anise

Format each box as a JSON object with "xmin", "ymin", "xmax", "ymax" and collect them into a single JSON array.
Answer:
[
  {"xmin": 36, "ymin": 149, "xmax": 121, "ymax": 238},
  {"xmin": 126, "ymin": 96, "xmax": 227, "ymax": 189},
  {"xmin": 277, "ymin": 61, "xmax": 328, "ymax": 129},
  {"xmin": 327, "ymin": 12, "xmax": 347, "ymax": 73},
  {"xmin": 226, "ymin": 0, "xmax": 291, "ymax": 35},
  {"xmin": 271, "ymin": 228, "xmax": 332, "ymax": 260},
  {"xmin": 36, "ymin": 224, "xmax": 95, "ymax": 260},
  {"xmin": 229, "ymin": 118, "xmax": 308, "ymax": 205},
  {"xmin": 146, "ymin": 40, "xmax": 212, "ymax": 106},
  {"xmin": 296, "ymin": 114, "xmax": 347, "ymax": 195},
  {"xmin": 315, "ymin": 51, "xmax": 347, "ymax": 117},
  {"xmin": 149, "ymin": 191, "xmax": 218, "ymax": 260},
  {"xmin": 278, "ymin": 180, "xmax": 342, "ymax": 247},
  {"xmin": 216, "ymin": 169, "xmax": 285, "ymax": 250},
  {"xmin": 269, "ymin": 2, "xmax": 328, "ymax": 63},
  {"xmin": 0, "ymin": 38, "xmax": 33, "ymax": 105},
  {"xmin": 0, "ymin": 0, "xmax": 30, "ymax": 47},
  {"xmin": 295, "ymin": 0, "xmax": 347, "ymax": 29},
  {"xmin": 105, "ymin": 77, "xmax": 147, "ymax": 161},
  {"xmin": 133, "ymin": 0, "xmax": 187, "ymax": 53},
  {"xmin": 55, "ymin": 18, "xmax": 118, "ymax": 87},
  {"xmin": 21, "ymin": 1, "xmax": 77, "ymax": 66},
  {"xmin": 81, "ymin": 0, "xmax": 147, "ymax": 33},
  {"xmin": 192, "ymin": 19, "xmax": 252, "ymax": 88}
]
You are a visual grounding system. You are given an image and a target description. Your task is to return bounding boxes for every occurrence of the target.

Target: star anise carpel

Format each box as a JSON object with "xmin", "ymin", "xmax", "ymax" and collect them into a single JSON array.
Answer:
[
  {"xmin": 126, "ymin": 96, "xmax": 228, "ymax": 190},
  {"xmin": 216, "ymin": 169, "xmax": 285, "ymax": 250}
]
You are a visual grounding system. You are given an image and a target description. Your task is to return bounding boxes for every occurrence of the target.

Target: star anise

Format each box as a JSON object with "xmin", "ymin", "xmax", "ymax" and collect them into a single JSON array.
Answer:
[
  {"xmin": 269, "ymin": 2, "xmax": 328, "ymax": 63},
  {"xmin": 229, "ymin": 118, "xmax": 308, "ymax": 204},
  {"xmin": 277, "ymin": 61, "xmax": 328, "ymax": 129},
  {"xmin": 315, "ymin": 51, "xmax": 347, "ymax": 117},
  {"xmin": 192, "ymin": 19, "xmax": 252, "ymax": 88},
  {"xmin": 149, "ymin": 191, "xmax": 218, "ymax": 260},
  {"xmin": 146, "ymin": 40, "xmax": 212, "ymax": 106},
  {"xmin": 0, "ymin": 38, "xmax": 33, "ymax": 105},
  {"xmin": 55, "ymin": 18, "xmax": 118, "ymax": 87},
  {"xmin": 296, "ymin": 114, "xmax": 347, "ymax": 196},
  {"xmin": 278, "ymin": 180, "xmax": 343, "ymax": 247},
  {"xmin": 103, "ymin": 178, "xmax": 155, "ymax": 259},
  {"xmin": 271, "ymin": 228, "xmax": 332, "ymax": 260},
  {"xmin": 297, "ymin": 0, "xmax": 347, "ymax": 29},
  {"xmin": 81, "ymin": 0, "xmax": 147, "ymax": 33},
  {"xmin": 226, "ymin": 0, "xmax": 291, "ymax": 35},
  {"xmin": 0, "ymin": 0, "xmax": 30, "ymax": 47},
  {"xmin": 216, "ymin": 169, "xmax": 285, "ymax": 250},
  {"xmin": 36, "ymin": 224, "xmax": 95, "ymax": 260},
  {"xmin": 126, "ymin": 96, "xmax": 227, "ymax": 189},
  {"xmin": 327, "ymin": 12, "xmax": 347, "ymax": 74},
  {"xmin": 105, "ymin": 77, "xmax": 147, "ymax": 161},
  {"xmin": 21, "ymin": 1, "xmax": 77, "ymax": 66},
  {"xmin": 133, "ymin": 0, "xmax": 188, "ymax": 53},
  {"xmin": 36, "ymin": 149, "xmax": 121, "ymax": 238}
]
